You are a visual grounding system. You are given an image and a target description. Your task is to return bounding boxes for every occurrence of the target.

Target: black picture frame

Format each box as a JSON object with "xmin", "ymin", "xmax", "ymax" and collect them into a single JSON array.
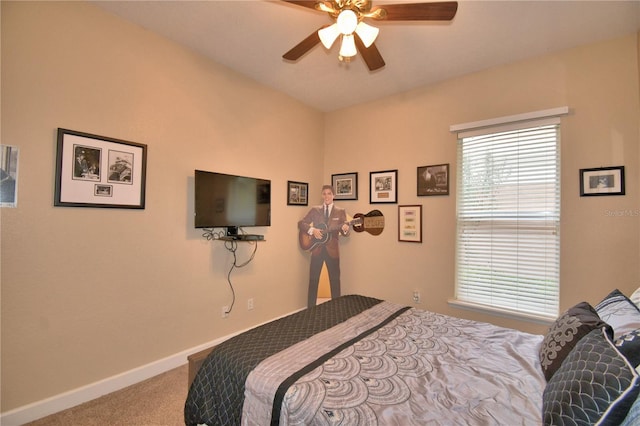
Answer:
[
  {"xmin": 332, "ymin": 172, "xmax": 358, "ymax": 200},
  {"xmin": 579, "ymin": 166, "xmax": 625, "ymax": 196},
  {"xmin": 287, "ymin": 180, "xmax": 308, "ymax": 205},
  {"xmin": 370, "ymin": 169, "xmax": 398, "ymax": 203},
  {"xmin": 417, "ymin": 164, "xmax": 449, "ymax": 196},
  {"xmin": 54, "ymin": 128, "xmax": 147, "ymax": 209}
]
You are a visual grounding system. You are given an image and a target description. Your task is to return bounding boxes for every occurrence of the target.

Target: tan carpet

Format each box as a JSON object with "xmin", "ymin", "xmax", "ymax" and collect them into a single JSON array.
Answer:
[{"xmin": 24, "ymin": 364, "xmax": 188, "ymax": 426}]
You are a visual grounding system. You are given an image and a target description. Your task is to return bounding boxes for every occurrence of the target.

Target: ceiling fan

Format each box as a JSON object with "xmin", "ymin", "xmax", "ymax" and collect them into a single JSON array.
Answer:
[{"xmin": 282, "ymin": 0, "xmax": 458, "ymax": 71}]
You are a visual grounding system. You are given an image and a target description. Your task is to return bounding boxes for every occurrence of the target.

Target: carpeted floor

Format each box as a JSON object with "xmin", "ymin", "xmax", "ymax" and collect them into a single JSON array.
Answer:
[{"xmin": 24, "ymin": 364, "xmax": 188, "ymax": 426}]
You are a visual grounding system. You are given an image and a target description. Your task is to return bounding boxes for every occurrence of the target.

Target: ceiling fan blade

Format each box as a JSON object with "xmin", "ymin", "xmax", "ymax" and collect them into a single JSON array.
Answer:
[
  {"xmin": 354, "ymin": 34, "xmax": 385, "ymax": 71},
  {"xmin": 283, "ymin": 28, "xmax": 324, "ymax": 61},
  {"xmin": 282, "ymin": 1, "xmax": 319, "ymax": 11},
  {"xmin": 372, "ymin": 1, "xmax": 458, "ymax": 21}
]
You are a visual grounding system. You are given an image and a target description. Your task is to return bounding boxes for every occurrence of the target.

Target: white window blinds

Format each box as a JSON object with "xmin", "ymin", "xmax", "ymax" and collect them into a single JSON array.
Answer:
[{"xmin": 455, "ymin": 119, "xmax": 560, "ymax": 318}]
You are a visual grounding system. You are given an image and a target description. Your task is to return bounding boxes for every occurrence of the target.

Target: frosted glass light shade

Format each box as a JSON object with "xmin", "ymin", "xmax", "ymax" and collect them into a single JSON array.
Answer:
[
  {"xmin": 318, "ymin": 8, "xmax": 378, "ymax": 58},
  {"xmin": 336, "ymin": 10, "xmax": 358, "ymax": 35},
  {"xmin": 318, "ymin": 24, "xmax": 340, "ymax": 49},
  {"xmin": 339, "ymin": 34, "xmax": 357, "ymax": 58},
  {"xmin": 355, "ymin": 22, "xmax": 379, "ymax": 48}
]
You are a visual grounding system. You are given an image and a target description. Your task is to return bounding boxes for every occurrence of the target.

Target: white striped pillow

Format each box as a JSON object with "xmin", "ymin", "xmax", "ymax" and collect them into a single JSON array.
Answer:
[{"xmin": 631, "ymin": 287, "xmax": 640, "ymax": 309}]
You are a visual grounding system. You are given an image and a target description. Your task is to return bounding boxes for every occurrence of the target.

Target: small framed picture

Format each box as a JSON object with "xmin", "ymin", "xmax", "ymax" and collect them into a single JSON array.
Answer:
[
  {"xmin": 370, "ymin": 169, "xmax": 398, "ymax": 203},
  {"xmin": 54, "ymin": 128, "xmax": 147, "ymax": 208},
  {"xmin": 580, "ymin": 166, "xmax": 625, "ymax": 196},
  {"xmin": 287, "ymin": 180, "xmax": 308, "ymax": 205},
  {"xmin": 1, "ymin": 144, "xmax": 19, "ymax": 208},
  {"xmin": 332, "ymin": 172, "xmax": 358, "ymax": 200},
  {"xmin": 417, "ymin": 164, "xmax": 449, "ymax": 196},
  {"xmin": 399, "ymin": 205, "xmax": 422, "ymax": 243}
]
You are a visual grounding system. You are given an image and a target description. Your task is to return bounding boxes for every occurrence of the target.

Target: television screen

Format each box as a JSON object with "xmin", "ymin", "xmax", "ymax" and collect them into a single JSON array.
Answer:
[{"xmin": 194, "ymin": 170, "xmax": 271, "ymax": 229}]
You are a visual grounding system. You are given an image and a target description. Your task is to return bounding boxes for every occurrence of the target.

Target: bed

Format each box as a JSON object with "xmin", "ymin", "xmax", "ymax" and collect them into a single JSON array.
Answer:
[{"xmin": 184, "ymin": 292, "xmax": 640, "ymax": 425}]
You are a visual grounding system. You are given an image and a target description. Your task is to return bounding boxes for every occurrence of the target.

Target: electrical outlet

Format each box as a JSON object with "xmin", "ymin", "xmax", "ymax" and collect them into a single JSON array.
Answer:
[
  {"xmin": 247, "ymin": 298, "xmax": 254, "ymax": 310},
  {"xmin": 413, "ymin": 290, "xmax": 421, "ymax": 304},
  {"xmin": 221, "ymin": 306, "xmax": 229, "ymax": 318}
]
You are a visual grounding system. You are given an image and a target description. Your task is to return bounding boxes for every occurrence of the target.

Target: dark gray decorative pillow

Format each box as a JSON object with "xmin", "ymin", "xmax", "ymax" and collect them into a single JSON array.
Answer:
[
  {"xmin": 543, "ymin": 327, "xmax": 640, "ymax": 426},
  {"xmin": 595, "ymin": 289, "xmax": 640, "ymax": 339},
  {"xmin": 539, "ymin": 302, "xmax": 611, "ymax": 381},
  {"xmin": 615, "ymin": 329, "xmax": 640, "ymax": 368}
]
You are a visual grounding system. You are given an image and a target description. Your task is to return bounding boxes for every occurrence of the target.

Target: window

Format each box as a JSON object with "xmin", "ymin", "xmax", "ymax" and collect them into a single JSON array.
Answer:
[{"xmin": 454, "ymin": 114, "xmax": 561, "ymax": 320}]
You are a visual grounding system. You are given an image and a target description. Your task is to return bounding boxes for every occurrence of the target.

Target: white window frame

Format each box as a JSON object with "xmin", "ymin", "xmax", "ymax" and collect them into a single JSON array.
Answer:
[{"xmin": 449, "ymin": 107, "xmax": 568, "ymax": 323}]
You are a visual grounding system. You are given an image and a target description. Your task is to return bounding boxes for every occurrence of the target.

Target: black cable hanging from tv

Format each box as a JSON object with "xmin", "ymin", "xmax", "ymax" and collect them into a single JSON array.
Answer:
[{"xmin": 221, "ymin": 232, "xmax": 258, "ymax": 315}]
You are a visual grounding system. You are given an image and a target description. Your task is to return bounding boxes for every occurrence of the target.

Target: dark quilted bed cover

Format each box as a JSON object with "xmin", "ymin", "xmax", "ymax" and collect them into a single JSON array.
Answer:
[{"xmin": 184, "ymin": 295, "xmax": 383, "ymax": 426}]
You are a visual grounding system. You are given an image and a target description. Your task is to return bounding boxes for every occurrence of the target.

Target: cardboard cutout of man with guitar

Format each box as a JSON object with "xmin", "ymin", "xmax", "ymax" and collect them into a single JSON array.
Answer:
[{"xmin": 298, "ymin": 185, "xmax": 350, "ymax": 308}]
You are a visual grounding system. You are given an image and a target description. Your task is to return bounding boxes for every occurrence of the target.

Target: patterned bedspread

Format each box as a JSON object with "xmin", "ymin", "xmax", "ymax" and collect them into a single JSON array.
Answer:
[
  {"xmin": 185, "ymin": 295, "xmax": 546, "ymax": 425},
  {"xmin": 184, "ymin": 295, "xmax": 383, "ymax": 426},
  {"xmin": 243, "ymin": 300, "xmax": 546, "ymax": 425}
]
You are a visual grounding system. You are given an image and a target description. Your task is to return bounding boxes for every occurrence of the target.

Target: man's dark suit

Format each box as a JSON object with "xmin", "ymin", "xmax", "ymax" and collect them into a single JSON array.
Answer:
[{"xmin": 298, "ymin": 204, "xmax": 348, "ymax": 308}]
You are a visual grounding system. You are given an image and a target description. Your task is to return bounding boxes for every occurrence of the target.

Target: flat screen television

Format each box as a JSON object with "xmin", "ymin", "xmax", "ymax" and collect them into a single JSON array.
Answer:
[{"xmin": 194, "ymin": 170, "xmax": 271, "ymax": 233}]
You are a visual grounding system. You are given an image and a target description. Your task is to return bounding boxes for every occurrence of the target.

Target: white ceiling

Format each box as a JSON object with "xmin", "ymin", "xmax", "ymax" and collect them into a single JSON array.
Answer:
[{"xmin": 93, "ymin": 0, "xmax": 640, "ymax": 112}]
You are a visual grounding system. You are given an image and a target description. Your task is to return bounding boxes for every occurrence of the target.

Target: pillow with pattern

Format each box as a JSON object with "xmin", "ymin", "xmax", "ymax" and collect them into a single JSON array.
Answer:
[
  {"xmin": 595, "ymin": 289, "xmax": 640, "ymax": 339},
  {"xmin": 539, "ymin": 302, "xmax": 611, "ymax": 382},
  {"xmin": 615, "ymin": 329, "xmax": 640, "ymax": 368},
  {"xmin": 543, "ymin": 327, "xmax": 640, "ymax": 426}
]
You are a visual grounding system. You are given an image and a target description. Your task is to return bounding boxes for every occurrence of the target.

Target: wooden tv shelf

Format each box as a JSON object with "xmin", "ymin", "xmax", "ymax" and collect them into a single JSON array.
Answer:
[{"xmin": 219, "ymin": 235, "xmax": 265, "ymax": 242}]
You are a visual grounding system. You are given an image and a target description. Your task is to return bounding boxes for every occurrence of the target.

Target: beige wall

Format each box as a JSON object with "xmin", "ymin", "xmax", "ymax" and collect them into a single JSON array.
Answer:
[
  {"xmin": 1, "ymin": 1, "xmax": 324, "ymax": 411},
  {"xmin": 325, "ymin": 34, "xmax": 640, "ymax": 333},
  {"xmin": 2, "ymin": 0, "xmax": 639, "ymax": 415}
]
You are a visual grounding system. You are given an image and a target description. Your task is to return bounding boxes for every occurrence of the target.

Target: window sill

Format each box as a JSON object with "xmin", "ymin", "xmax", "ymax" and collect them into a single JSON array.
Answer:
[{"xmin": 447, "ymin": 299, "xmax": 556, "ymax": 326}]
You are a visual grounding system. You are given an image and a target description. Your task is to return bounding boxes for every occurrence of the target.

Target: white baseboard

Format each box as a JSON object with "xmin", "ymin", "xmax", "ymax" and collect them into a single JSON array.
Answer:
[
  {"xmin": 0, "ymin": 308, "xmax": 303, "ymax": 426},
  {"xmin": 0, "ymin": 339, "xmax": 218, "ymax": 426}
]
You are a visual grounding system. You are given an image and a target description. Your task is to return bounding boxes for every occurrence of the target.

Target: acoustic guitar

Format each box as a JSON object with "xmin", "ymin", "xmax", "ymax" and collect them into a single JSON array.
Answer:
[{"xmin": 299, "ymin": 209, "xmax": 385, "ymax": 251}]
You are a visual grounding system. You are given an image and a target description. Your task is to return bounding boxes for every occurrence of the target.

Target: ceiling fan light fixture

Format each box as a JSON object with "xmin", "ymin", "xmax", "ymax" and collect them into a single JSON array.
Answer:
[
  {"xmin": 339, "ymin": 34, "xmax": 357, "ymax": 58},
  {"xmin": 318, "ymin": 23, "xmax": 341, "ymax": 49},
  {"xmin": 284, "ymin": 0, "xmax": 459, "ymax": 70},
  {"xmin": 355, "ymin": 21, "xmax": 379, "ymax": 48},
  {"xmin": 336, "ymin": 9, "xmax": 358, "ymax": 35}
]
